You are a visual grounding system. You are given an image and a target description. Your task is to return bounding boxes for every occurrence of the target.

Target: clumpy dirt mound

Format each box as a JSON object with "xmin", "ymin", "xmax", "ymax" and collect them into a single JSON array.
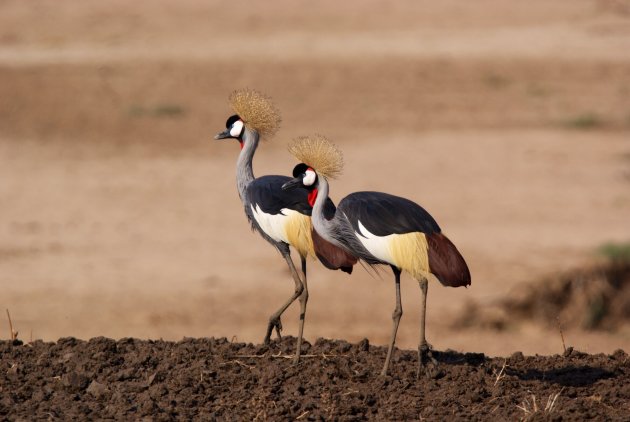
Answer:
[
  {"xmin": 1, "ymin": 337, "xmax": 628, "ymax": 420},
  {"xmin": 457, "ymin": 261, "xmax": 630, "ymax": 331}
]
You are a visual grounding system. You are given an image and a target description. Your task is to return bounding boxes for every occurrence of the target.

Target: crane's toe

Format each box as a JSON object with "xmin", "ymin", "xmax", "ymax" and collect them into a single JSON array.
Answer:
[
  {"xmin": 264, "ymin": 316, "xmax": 283, "ymax": 344},
  {"xmin": 274, "ymin": 319, "xmax": 283, "ymax": 339},
  {"xmin": 416, "ymin": 344, "xmax": 440, "ymax": 379},
  {"xmin": 263, "ymin": 332, "xmax": 271, "ymax": 345}
]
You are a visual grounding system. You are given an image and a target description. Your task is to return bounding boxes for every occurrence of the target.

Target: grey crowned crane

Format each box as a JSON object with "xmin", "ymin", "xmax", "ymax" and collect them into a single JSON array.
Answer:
[
  {"xmin": 213, "ymin": 90, "xmax": 356, "ymax": 363},
  {"xmin": 282, "ymin": 135, "xmax": 471, "ymax": 376}
]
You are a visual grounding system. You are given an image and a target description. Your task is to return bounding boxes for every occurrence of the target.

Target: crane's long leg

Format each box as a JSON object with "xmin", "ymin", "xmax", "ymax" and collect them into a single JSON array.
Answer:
[
  {"xmin": 263, "ymin": 248, "xmax": 304, "ymax": 344},
  {"xmin": 293, "ymin": 256, "xmax": 309, "ymax": 364},
  {"xmin": 381, "ymin": 266, "xmax": 403, "ymax": 376},
  {"xmin": 417, "ymin": 276, "xmax": 438, "ymax": 378}
]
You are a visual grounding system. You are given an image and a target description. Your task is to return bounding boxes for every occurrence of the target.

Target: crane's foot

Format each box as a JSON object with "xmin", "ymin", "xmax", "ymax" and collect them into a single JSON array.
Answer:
[
  {"xmin": 292, "ymin": 347, "xmax": 302, "ymax": 365},
  {"xmin": 263, "ymin": 317, "xmax": 283, "ymax": 345},
  {"xmin": 416, "ymin": 342, "xmax": 439, "ymax": 379}
]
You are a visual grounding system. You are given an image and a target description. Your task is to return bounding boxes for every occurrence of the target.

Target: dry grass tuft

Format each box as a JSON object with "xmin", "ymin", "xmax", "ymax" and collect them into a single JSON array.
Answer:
[
  {"xmin": 229, "ymin": 89, "xmax": 281, "ymax": 138},
  {"xmin": 556, "ymin": 316, "xmax": 567, "ymax": 354},
  {"xmin": 493, "ymin": 360, "xmax": 508, "ymax": 386},
  {"xmin": 516, "ymin": 389, "xmax": 563, "ymax": 420},
  {"xmin": 6, "ymin": 309, "xmax": 18, "ymax": 341},
  {"xmin": 288, "ymin": 135, "xmax": 344, "ymax": 180}
]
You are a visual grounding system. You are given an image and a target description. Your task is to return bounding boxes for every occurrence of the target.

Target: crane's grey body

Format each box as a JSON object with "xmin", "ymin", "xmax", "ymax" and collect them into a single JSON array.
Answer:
[
  {"xmin": 291, "ymin": 171, "xmax": 464, "ymax": 377},
  {"xmin": 226, "ymin": 126, "xmax": 309, "ymax": 359},
  {"xmin": 283, "ymin": 134, "xmax": 469, "ymax": 377},
  {"xmin": 220, "ymin": 119, "xmax": 357, "ymax": 365}
]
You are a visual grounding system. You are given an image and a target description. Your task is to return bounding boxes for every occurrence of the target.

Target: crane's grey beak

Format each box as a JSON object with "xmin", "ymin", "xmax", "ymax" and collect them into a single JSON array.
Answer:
[
  {"xmin": 282, "ymin": 177, "xmax": 302, "ymax": 191},
  {"xmin": 214, "ymin": 128, "xmax": 231, "ymax": 140}
]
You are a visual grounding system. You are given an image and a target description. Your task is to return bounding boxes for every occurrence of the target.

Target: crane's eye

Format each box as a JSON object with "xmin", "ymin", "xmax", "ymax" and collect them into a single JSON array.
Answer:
[
  {"xmin": 303, "ymin": 169, "xmax": 316, "ymax": 186},
  {"xmin": 230, "ymin": 120, "xmax": 244, "ymax": 137}
]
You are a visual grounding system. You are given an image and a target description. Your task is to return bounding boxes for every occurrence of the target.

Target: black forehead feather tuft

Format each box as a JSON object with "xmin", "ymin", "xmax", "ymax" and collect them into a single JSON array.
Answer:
[
  {"xmin": 292, "ymin": 163, "xmax": 309, "ymax": 178},
  {"xmin": 225, "ymin": 114, "xmax": 241, "ymax": 128}
]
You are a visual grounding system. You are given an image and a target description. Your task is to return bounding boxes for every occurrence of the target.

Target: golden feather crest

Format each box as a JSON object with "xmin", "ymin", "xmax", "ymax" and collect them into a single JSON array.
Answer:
[
  {"xmin": 228, "ymin": 89, "xmax": 281, "ymax": 138},
  {"xmin": 288, "ymin": 135, "xmax": 344, "ymax": 179}
]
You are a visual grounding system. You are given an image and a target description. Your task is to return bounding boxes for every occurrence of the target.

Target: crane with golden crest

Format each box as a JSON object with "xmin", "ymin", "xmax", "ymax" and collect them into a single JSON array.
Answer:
[
  {"xmin": 282, "ymin": 135, "xmax": 471, "ymax": 376},
  {"xmin": 213, "ymin": 90, "xmax": 356, "ymax": 363}
]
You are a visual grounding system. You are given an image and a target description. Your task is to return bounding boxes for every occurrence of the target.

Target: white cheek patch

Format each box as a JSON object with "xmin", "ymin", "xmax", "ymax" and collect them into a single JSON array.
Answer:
[
  {"xmin": 303, "ymin": 169, "xmax": 316, "ymax": 186},
  {"xmin": 230, "ymin": 120, "xmax": 244, "ymax": 137}
]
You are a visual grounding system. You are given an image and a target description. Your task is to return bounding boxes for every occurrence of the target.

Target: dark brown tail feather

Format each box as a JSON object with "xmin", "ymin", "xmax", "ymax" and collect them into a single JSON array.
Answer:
[
  {"xmin": 312, "ymin": 229, "xmax": 357, "ymax": 274},
  {"xmin": 427, "ymin": 232, "xmax": 471, "ymax": 287}
]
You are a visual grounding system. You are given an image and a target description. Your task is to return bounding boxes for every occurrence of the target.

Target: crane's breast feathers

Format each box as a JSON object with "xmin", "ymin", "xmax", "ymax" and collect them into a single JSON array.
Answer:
[
  {"xmin": 355, "ymin": 221, "xmax": 430, "ymax": 279},
  {"xmin": 250, "ymin": 204, "xmax": 315, "ymax": 258}
]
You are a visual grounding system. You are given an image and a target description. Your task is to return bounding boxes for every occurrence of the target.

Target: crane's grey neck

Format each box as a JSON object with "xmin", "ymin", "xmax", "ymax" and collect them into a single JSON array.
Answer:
[
  {"xmin": 236, "ymin": 127, "xmax": 259, "ymax": 201},
  {"xmin": 311, "ymin": 177, "xmax": 341, "ymax": 246}
]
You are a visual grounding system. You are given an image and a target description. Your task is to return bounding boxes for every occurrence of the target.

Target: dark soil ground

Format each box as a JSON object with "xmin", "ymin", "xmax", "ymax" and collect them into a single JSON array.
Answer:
[{"xmin": 1, "ymin": 337, "xmax": 628, "ymax": 421}]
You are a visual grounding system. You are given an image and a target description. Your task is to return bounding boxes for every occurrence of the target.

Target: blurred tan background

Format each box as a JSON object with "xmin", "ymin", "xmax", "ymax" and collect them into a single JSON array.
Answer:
[{"xmin": 1, "ymin": 0, "xmax": 629, "ymax": 356}]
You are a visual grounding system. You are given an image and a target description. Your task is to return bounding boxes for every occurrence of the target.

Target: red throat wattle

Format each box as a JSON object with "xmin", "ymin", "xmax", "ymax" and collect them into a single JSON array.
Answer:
[
  {"xmin": 307, "ymin": 188, "xmax": 318, "ymax": 207},
  {"xmin": 239, "ymin": 140, "xmax": 244, "ymax": 150}
]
